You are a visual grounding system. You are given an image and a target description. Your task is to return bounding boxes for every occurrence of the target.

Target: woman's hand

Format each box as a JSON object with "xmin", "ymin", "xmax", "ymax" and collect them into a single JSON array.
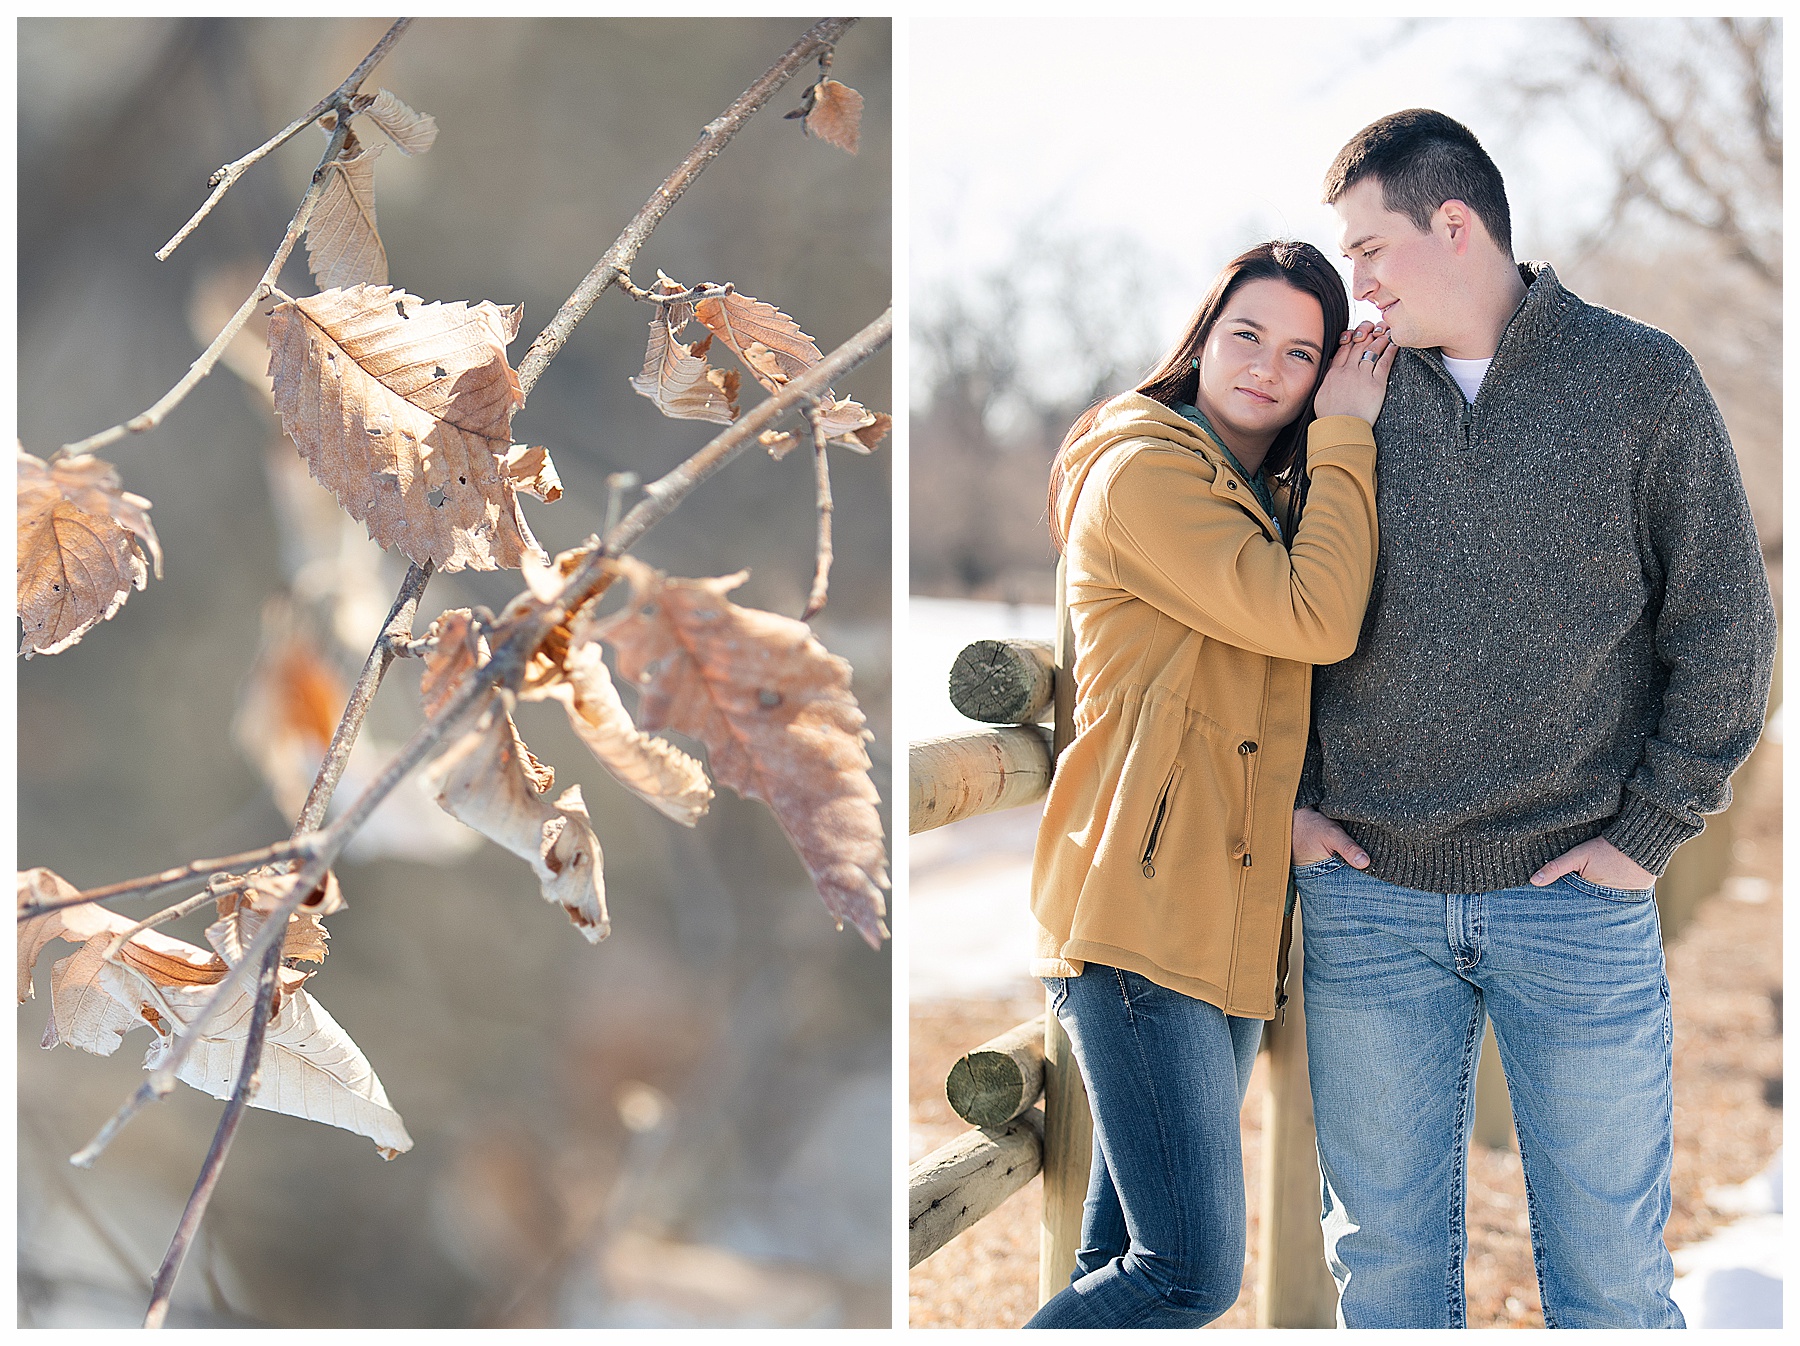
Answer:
[{"xmin": 1312, "ymin": 322, "xmax": 1395, "ymax": 424}]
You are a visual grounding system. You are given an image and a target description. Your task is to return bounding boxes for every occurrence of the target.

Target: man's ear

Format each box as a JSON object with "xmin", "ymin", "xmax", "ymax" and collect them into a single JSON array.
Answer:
[{"xmin": 1433, "ymin": 198, "xmax": 1476, "ymax": 256}]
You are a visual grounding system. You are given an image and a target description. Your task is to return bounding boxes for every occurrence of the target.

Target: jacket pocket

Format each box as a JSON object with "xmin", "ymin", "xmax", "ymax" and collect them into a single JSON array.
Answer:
[{"xmin": 1139, "ymin": 761, "xmax": 1185, "ymax": 879}]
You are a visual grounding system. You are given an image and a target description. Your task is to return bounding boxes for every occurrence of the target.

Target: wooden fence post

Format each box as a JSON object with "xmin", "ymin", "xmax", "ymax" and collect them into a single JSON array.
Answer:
[
  {"xmin": 1256, "ymin": 905, "xmax": 1340, "ymax": 1327},
  {"xmin": 1039, "ymin": 554, "xmax": 1093, "ymax": 1302}
]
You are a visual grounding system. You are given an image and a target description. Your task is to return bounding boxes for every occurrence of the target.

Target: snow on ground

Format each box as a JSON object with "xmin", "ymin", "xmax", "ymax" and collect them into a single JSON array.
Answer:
[
  {"xmin": 1671, "ymin": 1152, "xmax": 1783, "ymax": 1328},
  {"xmin": 907, "ymin": 597, "xmax": 1055, "ymax": 1003}
]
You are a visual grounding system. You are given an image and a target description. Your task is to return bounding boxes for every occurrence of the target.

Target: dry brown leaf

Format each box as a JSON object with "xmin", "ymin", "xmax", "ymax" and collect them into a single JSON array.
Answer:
[
  {"xmin": 503, "ymin": 444, "xmax": 563, "ymax": 502},
  {"xmin": 693, "ymin": 291, "xmax": 822, "ymax": 393},
  {"xmin": 234, "ymin": 599, "xmax": 349, "ymax": 817},
  {"xmin": 17, "ymin": 448, "xmax": 162, "ymax": 657},
  {"xmin": 630, "ymin": 310, "xmax": 740, "ymax": 425},
  {"xmin": 759, "ymin": 429, "xmax": 801, "ymax": 461},
  {"xmin": 586, "ymin": 558, "xmax": 888, "ymax": 946},
  {"xmin": 422, "ymin": 691, "xmax": 610, "ymax": 942},
  {"xmin": 521, "ymin": 637, "xmax": 713, "ymax": 826},
  {"xmin": 206, "ymin": 868, "xmax": 342, "ymax": 967},
  {"xmin": 37, "ymin": 893, "xmax": 409, "ymax": 1155},
  {"xmin": 806, "ymin": 79, "xmax": 863, "ymax": 154},
  {"xmin": 361, "ymin": 87, "xmax": 438, "ymax": 156},
  {"xmin": 814, "ymin": 397, "xmax": 891, "ymax": 452},
  {"xmin": 267, "ymin": 284, "xmax": 550, "ymax": 572},
  {"xmin": 46, "ymin": 922, "xmax": 229, "ymax": 1057},
  {"xmin": 17, "ymin": 868, "xmax": 136, "ymax": 1004},
  {"xmin": 306, "ymin": 141, "xmax": 388, "ymax": 291},
  {"xmin": 153, "ymin": 975, "xmax": 412, "ymax": 1158}
]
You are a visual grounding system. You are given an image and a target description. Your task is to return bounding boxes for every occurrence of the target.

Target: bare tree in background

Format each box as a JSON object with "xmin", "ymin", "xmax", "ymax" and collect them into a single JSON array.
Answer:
[
  {"xmin": 911, "ymin": 223, "xmax": 1171, "ymax": 598},
  {"xmin": 1505, "ymin": 17, "xmax": 1781, "ymax": 579}
]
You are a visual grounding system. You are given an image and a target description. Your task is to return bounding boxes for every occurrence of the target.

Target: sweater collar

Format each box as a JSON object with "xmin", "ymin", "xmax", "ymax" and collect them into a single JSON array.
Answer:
[{"xmin": 1414, "ymin": 261, "xmax": 1578, "ymax": 395}]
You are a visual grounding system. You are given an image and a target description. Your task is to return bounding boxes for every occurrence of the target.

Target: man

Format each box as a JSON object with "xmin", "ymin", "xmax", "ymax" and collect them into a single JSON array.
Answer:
[{"xmin": 1291, "ymin": 108, "xmax": 1776, "ymax": 1329}]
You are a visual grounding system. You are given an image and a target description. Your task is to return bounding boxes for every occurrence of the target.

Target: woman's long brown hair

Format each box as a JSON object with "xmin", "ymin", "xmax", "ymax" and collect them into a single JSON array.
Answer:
[{"xmin": 1048, "ymin": 239, "xmax": 1350, "ymax": 550}]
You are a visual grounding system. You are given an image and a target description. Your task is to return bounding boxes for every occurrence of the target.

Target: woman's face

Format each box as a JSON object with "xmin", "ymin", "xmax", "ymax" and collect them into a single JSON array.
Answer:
[{"xmin": 1192, "ymin": 277, "xmax": 1327, "ymax": 457}]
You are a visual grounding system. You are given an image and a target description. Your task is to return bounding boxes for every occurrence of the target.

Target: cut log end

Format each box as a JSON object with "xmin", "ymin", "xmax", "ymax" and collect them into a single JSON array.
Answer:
[{"xmin": 948, "ymin": 638, "xmax": 1056, "ymax": 725}]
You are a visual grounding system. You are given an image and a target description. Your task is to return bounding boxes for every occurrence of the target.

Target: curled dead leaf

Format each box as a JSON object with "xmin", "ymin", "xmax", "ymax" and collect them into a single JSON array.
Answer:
[
  {"xmin": 18, "ymin": 447, "xmax": 162, "ymax": 658},
  {"xmin": 693, "ymin": 291, "xmax": 822, "ymax": 394},
  {"xmin": 422, "ymin": 691, "xmax": 610, "ymax": 942},
  {"xmin": 630, "ymin": 309, "xmax": 740, "ymax": 425},
  {"xmin": 18, "ymin": 868, "xmax": 136, "ymax": 1004},
  {"xmin": 814, "ymin": 397, "xmax": 891, "ymax": 452},
  {"xmin": 359, "ymin": 87, "xmax": 438, "ymax": 156},
  {"xmin": 586, "ymin": 558, "xmax": 888, "ymax": 946},
  {"xmin": 521, "ymin": 637, "xmax": 713, "ymax": 827},
  {"xmin": 267, "ymin": 284, "xmax": 552, "ymax": 572},
  {"xmin": 805, "ymin": 79, "xmax": 863, "ymax": 154},
  {"xmin": 33, "ymin": 876, "xmax": 408, "ymax": 1155},
  {"xmin": 306, "ymin": 140, "xmax": 388, "ymax": 291},
  {"xmin": 759, "ymin": 429, "xmax": 800, "ymax": 461}
]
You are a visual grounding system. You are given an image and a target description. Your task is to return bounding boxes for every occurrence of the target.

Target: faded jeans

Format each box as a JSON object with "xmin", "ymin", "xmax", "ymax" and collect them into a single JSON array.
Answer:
[
  {"xmin": 1025, "ymin": 964, "xmax": 1263, "ymax": 1328},
  {"xmin": 1295, "ymin": 858, "xmax": 1683, "ymax": 1329}
]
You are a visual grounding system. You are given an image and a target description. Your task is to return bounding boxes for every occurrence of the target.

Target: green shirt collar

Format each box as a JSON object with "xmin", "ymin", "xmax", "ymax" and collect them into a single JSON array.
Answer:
[{"xmin": 1171, "ymin": 400, "xmax": 1280, "ymax": 533}]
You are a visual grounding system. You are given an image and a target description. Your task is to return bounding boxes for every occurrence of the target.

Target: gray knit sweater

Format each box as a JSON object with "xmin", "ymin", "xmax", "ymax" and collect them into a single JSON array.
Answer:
[{"xmin": 1297, "ymin": 262, "xmax": 1776, "ymax": 892}]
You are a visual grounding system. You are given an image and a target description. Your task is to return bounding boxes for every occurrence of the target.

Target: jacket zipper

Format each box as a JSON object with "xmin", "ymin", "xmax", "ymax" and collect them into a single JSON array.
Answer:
[{"xmin": 1139, "ymin": 762, "xmax": 1184, "ymax": 878}]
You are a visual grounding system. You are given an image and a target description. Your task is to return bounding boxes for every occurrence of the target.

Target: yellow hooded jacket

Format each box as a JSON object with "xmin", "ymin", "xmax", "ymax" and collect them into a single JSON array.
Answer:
[{"xmin": 1031, "ymin": 393, "xmax": 1378, "ymax": 1018}]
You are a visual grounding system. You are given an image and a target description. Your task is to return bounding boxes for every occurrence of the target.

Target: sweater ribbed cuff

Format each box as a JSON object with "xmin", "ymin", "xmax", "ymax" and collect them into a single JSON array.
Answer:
[{"xmin": 1602, "ymin": 793, "xmax": 1705, "ymax": 877}]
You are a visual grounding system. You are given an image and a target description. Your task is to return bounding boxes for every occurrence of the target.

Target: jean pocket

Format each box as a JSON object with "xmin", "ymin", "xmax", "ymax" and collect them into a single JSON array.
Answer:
[
  {"xmin": 1292, "ymin": 855, "xmax": 1347, "ymax": 879},
  {"xmin": 1562, "ymin": 872, "xmax": 1656, "ymax": 903},
  {"xmin": 1040, "ymin": 976, "xmax": 1069, "ymax": 1014}
]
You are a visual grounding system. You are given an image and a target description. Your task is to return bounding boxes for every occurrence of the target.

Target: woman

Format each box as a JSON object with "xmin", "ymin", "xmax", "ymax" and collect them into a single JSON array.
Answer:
[{"xmin": 1025, "ymin": 239, "xmax": 1393, "ymax": 1328}]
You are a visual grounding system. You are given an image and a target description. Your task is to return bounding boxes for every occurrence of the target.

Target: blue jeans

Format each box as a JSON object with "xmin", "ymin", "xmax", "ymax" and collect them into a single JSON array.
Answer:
[
  {"xmin": 1295, "ymin": 858, "xmax": 1683, "ymax": 1328},
  {"xmin": 1025, "ymin": 965, "xmax": 1263, "ymax": 1328}
]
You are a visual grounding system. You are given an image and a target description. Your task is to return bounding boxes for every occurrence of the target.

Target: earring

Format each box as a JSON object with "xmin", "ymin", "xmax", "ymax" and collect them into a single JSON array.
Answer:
[{"xmin": 1190, "ymin": 356, "xmax": 1200, "ymax": 371}]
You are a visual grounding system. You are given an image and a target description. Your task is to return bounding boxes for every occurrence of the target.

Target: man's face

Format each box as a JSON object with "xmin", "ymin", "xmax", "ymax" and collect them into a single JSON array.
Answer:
[{"xmin": 1333, "ymin": 177, "xmax": 1459, "ymax": 350}]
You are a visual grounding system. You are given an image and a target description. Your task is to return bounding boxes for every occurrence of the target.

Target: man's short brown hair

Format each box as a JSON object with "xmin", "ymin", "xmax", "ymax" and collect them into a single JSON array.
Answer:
[{"xmin": 1324, "ymin": 109, "xmax": 1513, "ymax": 256}]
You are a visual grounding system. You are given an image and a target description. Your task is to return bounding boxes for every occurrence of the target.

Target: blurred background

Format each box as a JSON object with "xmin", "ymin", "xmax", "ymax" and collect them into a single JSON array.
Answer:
[
  {"xmin": 18, "ymin": 16, "xmax": 891, "ymax": 1328},
  {"xmin": 908, "ymin": 17, "xmax": 1781, "ymax": 1329}
]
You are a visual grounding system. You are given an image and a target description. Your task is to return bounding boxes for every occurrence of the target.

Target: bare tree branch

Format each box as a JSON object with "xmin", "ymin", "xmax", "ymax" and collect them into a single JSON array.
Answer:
[
  {"xmin": 19, "ymin": 839, "xmax": 316, "ymax": 921},
  {"xmin": 293, "ymin": 561, "xmax": 434, "ymax": 835},
  {"xmin": 155, "ymin": 18, "xmax": 413, "ymax": 261},
  {"xmin": 141, "ymin": 942, "xmax": 281, "ymax": 1329},
  {"xmin": 514, "ymin": 17, "xmax": 857, "ymax": 399},
  {"xmin": 802, "ymin": 405, "xmax": 835, "ymax": 621}
]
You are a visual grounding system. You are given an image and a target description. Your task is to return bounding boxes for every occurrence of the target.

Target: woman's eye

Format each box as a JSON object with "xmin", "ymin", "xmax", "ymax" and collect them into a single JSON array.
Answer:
[
  {"xmin": 1235, "ymin": 329, "xmax": 1258, "ymax": 342},
  {"xmin": 1290, "ymin": 350, "xmax": 1315, "ymax": 363}
]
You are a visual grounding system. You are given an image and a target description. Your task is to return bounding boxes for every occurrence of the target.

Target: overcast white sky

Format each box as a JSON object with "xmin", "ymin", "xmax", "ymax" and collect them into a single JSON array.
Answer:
[{"xmin": 912, "ymin": 18, "xmax": 1620, "ymax": 340}]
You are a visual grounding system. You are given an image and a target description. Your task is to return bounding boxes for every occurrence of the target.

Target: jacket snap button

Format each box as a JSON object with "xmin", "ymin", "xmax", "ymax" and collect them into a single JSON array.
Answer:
[
  {"xmin": 1238, "ymin": 740, "xmax": 1257, "ymax": 754},
  {"xmin": 1226, "ymin": 480, "xmax": 1238, "ymax": 490}
]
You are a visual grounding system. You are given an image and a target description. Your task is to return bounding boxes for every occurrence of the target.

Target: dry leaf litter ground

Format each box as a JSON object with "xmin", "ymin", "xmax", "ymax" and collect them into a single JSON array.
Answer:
[{"xmin": 909, "ymin": 735, "xmax": 1781, "ymax": 1329}]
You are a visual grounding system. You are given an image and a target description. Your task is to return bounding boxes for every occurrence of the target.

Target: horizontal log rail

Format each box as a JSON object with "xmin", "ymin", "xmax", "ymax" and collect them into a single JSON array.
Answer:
[
  {"xmin": 946, "ymin": 1014, "xmax": 1045, "ymax": 1129},
  {"xmin": 909, "ymin": 725, "xmax": 1052, "ymax": 834},
  {"xmin": 908, "ymin": 1108, "xmax": 1045, "ymax": 1268}
]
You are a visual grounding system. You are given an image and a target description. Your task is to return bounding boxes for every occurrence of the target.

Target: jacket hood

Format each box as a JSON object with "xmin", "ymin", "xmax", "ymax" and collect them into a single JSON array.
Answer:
[{"xmin": 1056, "ymin": 392, "xmax": 1225, "ymax": 541}]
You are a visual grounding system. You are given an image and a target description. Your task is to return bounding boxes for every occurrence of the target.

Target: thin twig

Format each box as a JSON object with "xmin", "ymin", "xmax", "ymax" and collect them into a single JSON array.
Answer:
[
  {"xmin": 142, "ymin": 940, "xmax": 282, "ymax": 1330},
  {"xmin": 294, "ymin": 561, "xmax": 434, "ymax": 835},
  {"xmin": 801, "ymin": 405, "xmax": 834, "ymax": 621},
  {"xmin": 615, "ymin": 277, "xmax": 733, "ymax": 306},
  {"xmin": 101, "ymin": 891, "xmax": 220, "ymax": 961},
  {"xmin": 55, "ymin": 115, "xmax": 355, "ymax": 460},
  {"xmin": 514, "ymin": 17, "xmax": 856, "ymax": 398},
  {"xmin": 18, "ymin": 838, "xmax": 316, "ymax": 921},
  {"xmin": 155, "ymin": 19, "xmax": 413, "ymax": 261}
]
